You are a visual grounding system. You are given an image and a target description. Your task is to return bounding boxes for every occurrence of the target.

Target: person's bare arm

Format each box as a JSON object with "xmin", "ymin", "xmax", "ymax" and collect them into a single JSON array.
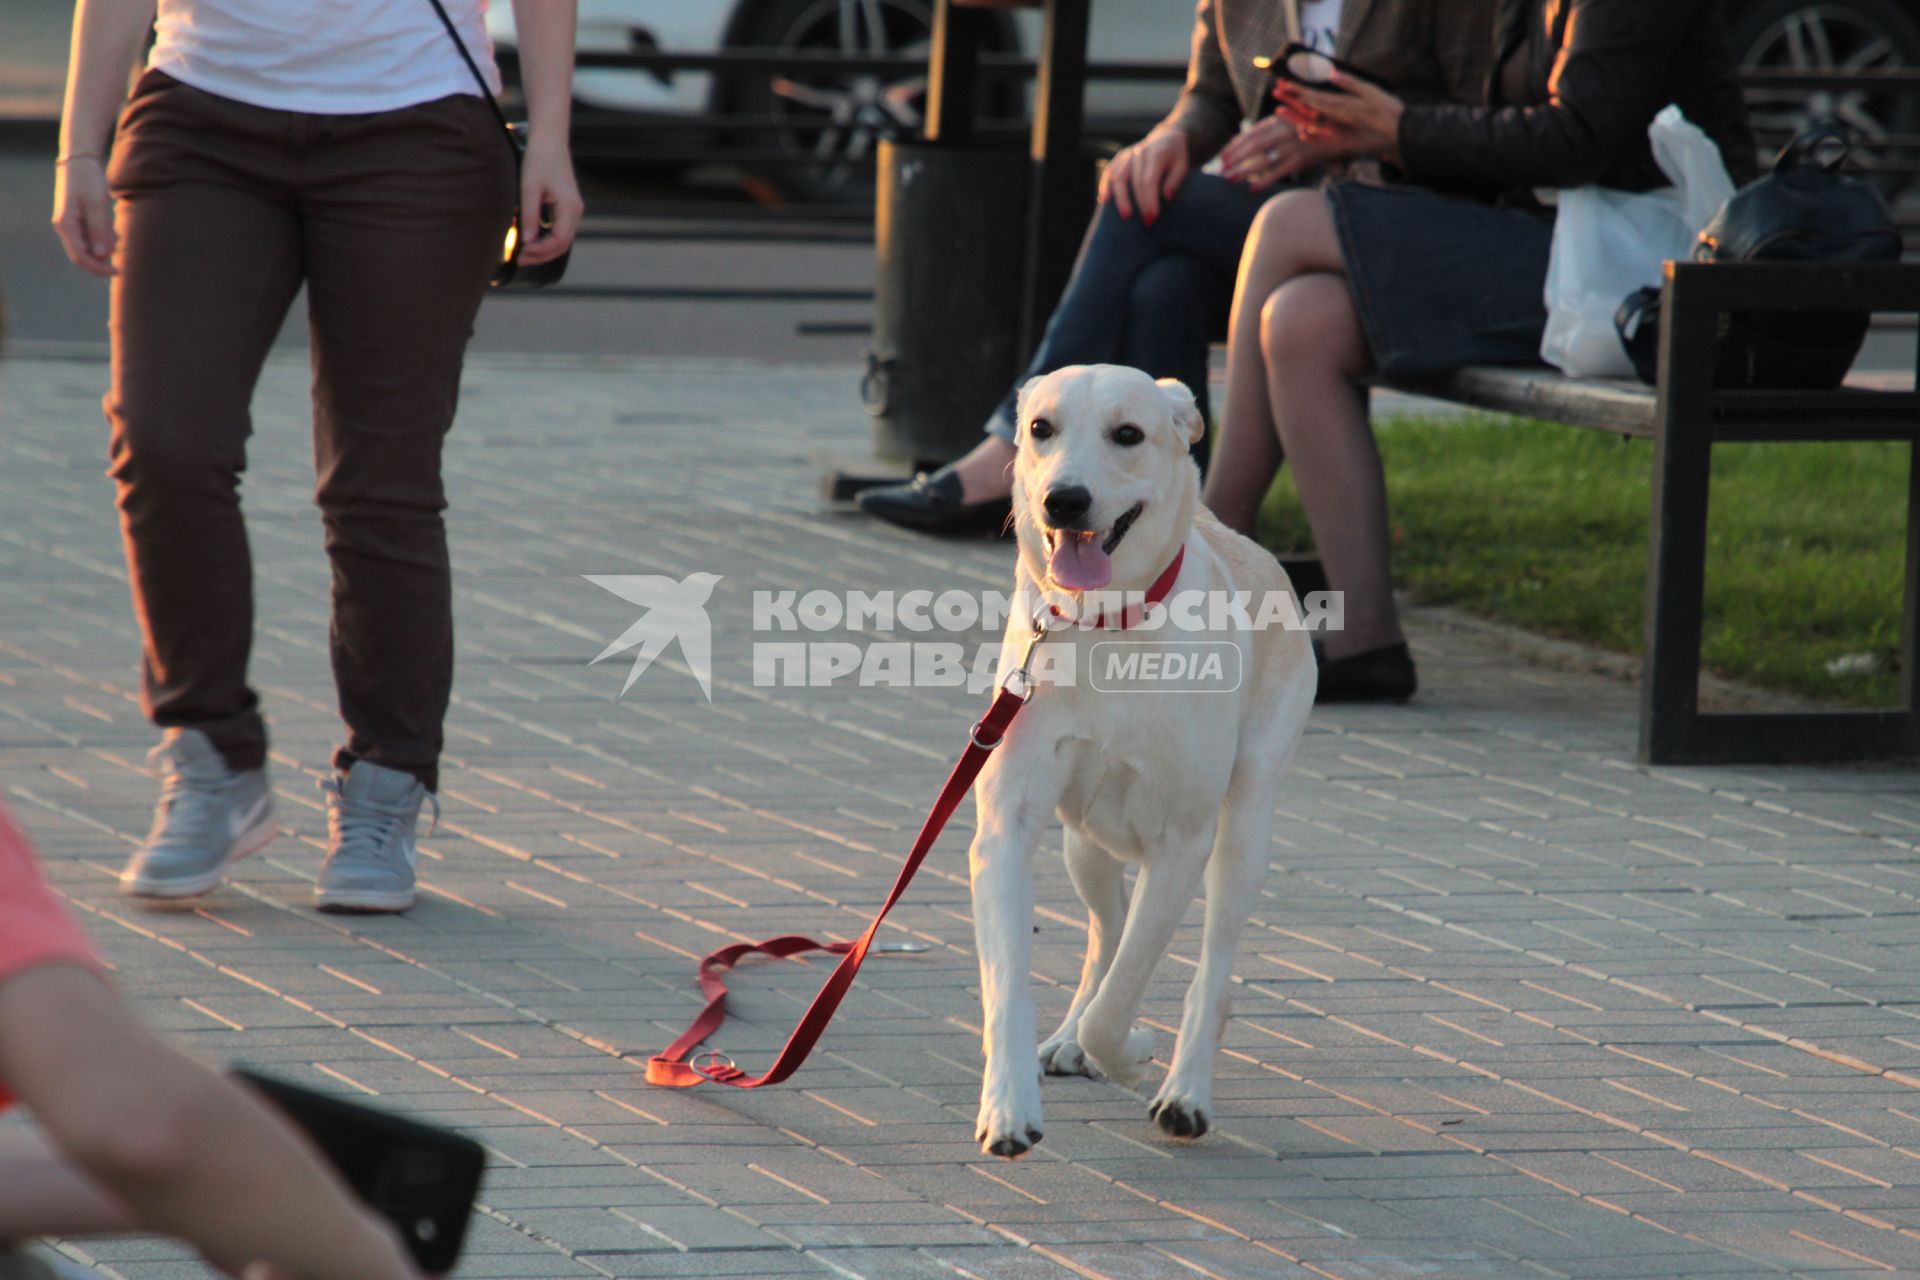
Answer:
[
  {"xmin": 507, "ymin": 0, "xmax": 584, "ymax": 265},
  {"xmin": 0, "ymin": 1128, "xmax": 132, "ymax": 1239},
  {"xmin": 0, "ymin": 965, "xmax": 418, "ymax": 1280},
  {"xmin": 52, "ymin": 0, "xmax": 153, "ymax": 276}
]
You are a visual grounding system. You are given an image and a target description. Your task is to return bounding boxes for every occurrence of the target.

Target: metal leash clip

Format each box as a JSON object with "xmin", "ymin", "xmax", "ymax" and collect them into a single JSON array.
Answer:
[
  {"xmin": 691, "ymin": 1049, "xmax": 739, "ymax": 1080},
  {"xmin": 972, "ymin": 601, "xmax": 1063, "ymax": 749},
  {"xmin": 1004, "ymin": 602, "xmax": 1067, "ymax": 699}
]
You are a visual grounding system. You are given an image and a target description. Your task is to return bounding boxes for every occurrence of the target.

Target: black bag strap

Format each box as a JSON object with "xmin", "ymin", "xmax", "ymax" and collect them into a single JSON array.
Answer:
[
  {"xmin": 422, "ymin": 0, "xmax": 514, "ymax": 137},
  {"xmin": 1775, "ymin": 120, "xmax": 1852, "ymax": 174}
]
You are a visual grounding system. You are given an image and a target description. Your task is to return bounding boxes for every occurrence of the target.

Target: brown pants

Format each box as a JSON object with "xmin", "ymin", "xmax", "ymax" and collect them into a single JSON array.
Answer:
[{"xmin": 105, "ymin": 70, "xmax": 515, "ymax": 790}]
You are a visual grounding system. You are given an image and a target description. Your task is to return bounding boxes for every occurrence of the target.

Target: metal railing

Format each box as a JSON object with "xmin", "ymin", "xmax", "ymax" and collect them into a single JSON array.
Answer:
[
  {"xmin": 535, "ymin": 49, "xmax": 1920, "ymax": 177},
  {"xmin": 525, "ymin": 47, "xmax": 1918, "ymax": 270}
]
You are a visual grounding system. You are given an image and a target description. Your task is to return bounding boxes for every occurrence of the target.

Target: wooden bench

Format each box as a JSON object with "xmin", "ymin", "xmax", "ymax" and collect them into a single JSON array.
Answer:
[{"xmin": 1373, "ymin": 260, "xmax": 1920, "ymax": 766}]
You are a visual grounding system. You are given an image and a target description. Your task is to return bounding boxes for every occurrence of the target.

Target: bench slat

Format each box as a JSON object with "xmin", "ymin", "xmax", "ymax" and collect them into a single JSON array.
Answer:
[
  {"xmin": 1408, "ymin": 367, "xmax": 1656, "ymax": 438},
  {"xmin": 1713, "ymin": 389, "xmax": 1920, "ymax": 441}
]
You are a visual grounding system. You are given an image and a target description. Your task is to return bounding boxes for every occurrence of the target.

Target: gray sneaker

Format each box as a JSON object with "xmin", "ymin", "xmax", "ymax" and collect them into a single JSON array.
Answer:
[
  {"xmin": 314, "ymin": 761, "xmax": 438, "ymax": 913},
  {"xmin": 120, "ymin": 727, "xmax": 276, "ymax": 899}
]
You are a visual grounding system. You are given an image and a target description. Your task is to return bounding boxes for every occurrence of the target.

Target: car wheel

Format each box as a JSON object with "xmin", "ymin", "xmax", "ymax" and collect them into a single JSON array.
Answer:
[
  {"xmin": 1731, "ymin": 0, "xmax": 1920, "ymax": 193},
  {"xmin": 730, "ymin": 0, "xmax": 1017, "ymax": 204}
]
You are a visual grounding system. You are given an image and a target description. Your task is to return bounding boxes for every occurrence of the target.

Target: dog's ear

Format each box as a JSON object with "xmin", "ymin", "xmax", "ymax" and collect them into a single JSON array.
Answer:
[{"xmin": 1156, "ymin": 378, "xmax": 1205, "ymax": 446}]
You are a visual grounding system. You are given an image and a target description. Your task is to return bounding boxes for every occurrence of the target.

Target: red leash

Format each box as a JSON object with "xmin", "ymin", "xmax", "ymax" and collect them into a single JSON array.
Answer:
[{"xmin": 645, "ymin": 548, "xmax": 1185, "ymax": 1090}]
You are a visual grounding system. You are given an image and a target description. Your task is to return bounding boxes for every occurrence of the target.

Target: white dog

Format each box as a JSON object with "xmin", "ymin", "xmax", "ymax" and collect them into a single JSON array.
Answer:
[{"xmin": 968, "ymin": 364, "xmax": 1315, "ymax": 1158}]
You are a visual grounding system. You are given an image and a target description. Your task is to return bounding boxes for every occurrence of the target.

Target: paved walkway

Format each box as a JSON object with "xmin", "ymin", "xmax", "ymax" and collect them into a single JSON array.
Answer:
[{"xmin": 3, "ymin": 352, "xmax": 1919, "ymax": 1280}]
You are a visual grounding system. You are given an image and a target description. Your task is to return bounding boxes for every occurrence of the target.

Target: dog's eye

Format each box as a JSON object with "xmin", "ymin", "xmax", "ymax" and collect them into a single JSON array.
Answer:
[
  {"xmin": 1028, "ymin": 419, "xmax": 1055, "ymax": 441},
  {"xmin": 1112, "ymin": 424, "xmax": 1145, "ymax": 446}
]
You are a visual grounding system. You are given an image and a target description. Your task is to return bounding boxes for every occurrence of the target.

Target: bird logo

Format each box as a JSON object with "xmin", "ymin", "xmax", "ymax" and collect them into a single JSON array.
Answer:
[{"xmin": 583, "ymin": 572, "xmax": 722, "ymax": 700}]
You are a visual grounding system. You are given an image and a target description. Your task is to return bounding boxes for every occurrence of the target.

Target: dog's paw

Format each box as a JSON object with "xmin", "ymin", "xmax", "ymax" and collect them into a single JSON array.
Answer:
[
  {"xmin": 975, "ymin": 1079, "xmax": 1046, "ymax": 1159},
  {"xmin": 1039, "ymin": 1035, "xmax": 1096, "ymax": 1078},
  {"xmin": 1078, "ymin": 1018, "xmax": 1156, "ymax": 1089},
  {"xmin": 1148, "ymin": 1089, "xmax": 1211, "ymax": 1140}
]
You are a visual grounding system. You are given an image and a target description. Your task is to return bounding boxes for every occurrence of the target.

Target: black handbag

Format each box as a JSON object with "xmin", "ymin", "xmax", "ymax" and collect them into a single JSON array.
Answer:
[
  {"xmin": 1619, "ymin": 121, "xmax": 1899, "ymax": 388},
  {"xmin": 423, "ymin": 0, "xmax": 570, "ymax": 289}
]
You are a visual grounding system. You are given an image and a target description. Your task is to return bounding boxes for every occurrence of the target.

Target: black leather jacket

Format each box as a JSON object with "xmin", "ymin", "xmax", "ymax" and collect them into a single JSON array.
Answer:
[{"xmin": 1397, "ymin": 0, "xmax": 1759, "ymax": 195}]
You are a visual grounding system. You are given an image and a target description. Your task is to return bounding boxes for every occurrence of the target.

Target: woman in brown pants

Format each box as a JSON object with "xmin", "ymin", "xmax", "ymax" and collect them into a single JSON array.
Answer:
[{"xmin": 51, "ymin": 0, "xmax": 583, "ymax": 912}]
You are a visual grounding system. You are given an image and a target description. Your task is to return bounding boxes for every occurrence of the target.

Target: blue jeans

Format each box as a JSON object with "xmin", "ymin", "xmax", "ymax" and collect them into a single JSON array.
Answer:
[{"xmin": 985, "ymin": 173, "xmax": 1273, "ymax": 471}]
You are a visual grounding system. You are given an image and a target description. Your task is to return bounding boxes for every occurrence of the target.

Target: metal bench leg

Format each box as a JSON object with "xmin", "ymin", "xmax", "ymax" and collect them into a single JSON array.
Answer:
[
  {"xmin": 1640, "ymin": 266, "xmax": 1920, "ymax": 765},
  {"xmin": 1639, "ymin": 278, "xmax": 1716, "ymax": 764}
]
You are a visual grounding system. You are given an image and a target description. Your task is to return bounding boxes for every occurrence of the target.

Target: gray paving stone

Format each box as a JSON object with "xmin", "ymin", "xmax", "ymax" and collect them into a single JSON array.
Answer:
[{"xmin": 7, "ymin": 352, "xmax": 1920, "ymax": 1280}]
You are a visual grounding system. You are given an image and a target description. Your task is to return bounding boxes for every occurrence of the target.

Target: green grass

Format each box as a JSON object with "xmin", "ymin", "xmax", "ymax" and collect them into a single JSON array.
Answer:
[{"xmin": 1255, "ymin": 413, "xmax": 1910, "ymax": 707}]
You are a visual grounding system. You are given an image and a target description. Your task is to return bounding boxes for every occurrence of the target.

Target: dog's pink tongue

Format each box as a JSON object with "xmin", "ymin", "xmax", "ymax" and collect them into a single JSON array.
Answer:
[{"xmin": 1049, "ymin": 533, "xmax": 1112, "ymax": 591}]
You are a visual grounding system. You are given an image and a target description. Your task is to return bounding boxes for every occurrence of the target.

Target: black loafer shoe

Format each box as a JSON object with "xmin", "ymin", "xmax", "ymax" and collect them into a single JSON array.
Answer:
[
  {"xmin": 1312, "ymin": 640, "xmax": 1417, "ymax": 704},
  {"xmin": 856, "ymin": 467, "xmax": 1011, "ymax": 536}
]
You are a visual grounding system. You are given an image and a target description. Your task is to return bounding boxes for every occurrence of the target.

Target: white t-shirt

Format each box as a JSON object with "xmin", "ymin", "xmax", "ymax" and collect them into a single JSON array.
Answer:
[
  {"xmin": 148, "ymin": 0, "xmax": 501, "ymax": 115},
  {"xmin": 1298, "ymin": 0, "xmax": 1345, "ymax": 56}
]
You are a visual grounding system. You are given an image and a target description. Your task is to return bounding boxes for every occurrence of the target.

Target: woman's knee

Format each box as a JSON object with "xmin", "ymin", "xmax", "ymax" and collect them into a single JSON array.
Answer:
[
  {"xmin": 1247, "ymin": 189, "xmax": 1322, "ymax": 256},
  {"xmin": 1244, "ymin": 189, "xmax": 1344, "ymax": 288},
  {"xmin": 1257, "ymin": 284, "xmax": 1315, "ymax": 365},
  {"xmin": 104, "ymin": 395, "xmax": 247, "ymax": 502},
  {"xmin": 1088, "ymin": 194, "xmax": 1154, "ymax": 251},
  {"xmin": 1259, "ymin": 276, "xmax": 1366, "ymax": 375}
]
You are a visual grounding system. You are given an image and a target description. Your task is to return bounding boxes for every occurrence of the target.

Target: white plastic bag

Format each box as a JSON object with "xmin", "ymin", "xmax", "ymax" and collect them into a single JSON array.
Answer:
[{"xmin": 1540, "ymin": 105, "xmax": 1735, "ymax": 378}]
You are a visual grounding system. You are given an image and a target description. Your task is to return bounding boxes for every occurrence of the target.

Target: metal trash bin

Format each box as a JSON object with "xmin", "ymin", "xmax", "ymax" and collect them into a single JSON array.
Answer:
[{"xmin": 863, "ymin": 138, "xmax": 1032, "ymax": 467}]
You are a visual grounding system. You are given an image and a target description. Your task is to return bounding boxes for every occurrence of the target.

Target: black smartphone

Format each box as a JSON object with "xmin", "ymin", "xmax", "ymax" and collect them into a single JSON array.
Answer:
[
  {"xmin": 1251, "ymin": 42, "xmax": 1384, "ymax": 117},
  {"xmin": 234, "ymin": 1069, "xmax": 487, "ymax": 1273}
]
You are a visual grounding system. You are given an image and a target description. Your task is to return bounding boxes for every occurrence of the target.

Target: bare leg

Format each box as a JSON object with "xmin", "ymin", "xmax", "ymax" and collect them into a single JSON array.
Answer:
[
  {"xmin": 1203, "ymin": 191, "xmax": 1350, "ymax": 536},
  {"xmin": 948, "ymin": 435, "xmax": 1018, "ymax": 504},
  {"xmin": 1261, "ymin": 270, "xmax": 1401, "ymax": 657},
  {"xmin": 1205, "ymin": 277, "xmax": 1286, "ymax": 535}
]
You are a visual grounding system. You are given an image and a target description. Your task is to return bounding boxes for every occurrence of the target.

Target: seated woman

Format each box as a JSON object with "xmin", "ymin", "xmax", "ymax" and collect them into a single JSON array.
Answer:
[
  {"xmin": 857, "ymin": 0, "xmax": 1500, "ymax": 534},
  {"xmin": 1202, "ymin": 0, "xmax": 1756, "ymax": 701}
]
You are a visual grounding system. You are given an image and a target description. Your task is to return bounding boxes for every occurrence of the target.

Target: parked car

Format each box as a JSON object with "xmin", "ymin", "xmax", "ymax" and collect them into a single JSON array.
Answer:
[
  {"xmin": 488, "ymin": 0, "xmax": 1920, "ymax": 203},
  {"xmin": 489, "ymin": 0, "xmax": 1196, "ymax": 202},
  {"xmin": 1733, "ymin": 0, "xmax": 1920, "ymax": 188}
]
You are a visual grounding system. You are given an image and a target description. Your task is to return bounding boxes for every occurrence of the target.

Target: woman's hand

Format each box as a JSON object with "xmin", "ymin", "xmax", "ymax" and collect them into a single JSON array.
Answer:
[
  {"xmin": 51, "ymin": 157, "xmax": 117, "ymax": 277},
  {"xmin": 508, "ymin": 0, "xmax": 582, "ymax": 266},
  {"xmin": 1218, "ymin": 115, "xmax": 1340, "ymax": 190},
  {"xmin": 515, "ymin": 133, "xmax": 583, "ymax": 266},
  {"xmin": 1272, "ymin": 71, "xmax": 1406, "ymax": 167},
  {"xmin": 54, "ymin": 0, "xmax": 153, "ymax": 278},
  {"xmin": 1098, "ymin": 128, "xmax": 1189, "ymax": 224}
]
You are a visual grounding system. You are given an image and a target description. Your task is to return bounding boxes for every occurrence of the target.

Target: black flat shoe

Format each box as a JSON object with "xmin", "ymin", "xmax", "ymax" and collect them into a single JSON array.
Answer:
[
  {"xmin": 856, "ymin": 467, "xmax": 1011, "ymax": 536},
  {"xmin": 1313, "ymin": 640, "xmax": 1417, "ymax": 704}
]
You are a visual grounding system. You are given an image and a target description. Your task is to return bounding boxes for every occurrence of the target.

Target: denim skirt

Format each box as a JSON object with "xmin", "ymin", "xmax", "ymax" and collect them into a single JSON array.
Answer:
[{"xmin": 1325, "ymin": 182, "xmax": 1556, "ymax": 384}]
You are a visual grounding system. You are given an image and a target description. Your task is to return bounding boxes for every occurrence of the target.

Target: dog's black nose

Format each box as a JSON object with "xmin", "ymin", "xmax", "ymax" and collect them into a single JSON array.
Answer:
[{"xmin": 1043, "ymin": 485, "xmax": 1092, "ymax": 527}]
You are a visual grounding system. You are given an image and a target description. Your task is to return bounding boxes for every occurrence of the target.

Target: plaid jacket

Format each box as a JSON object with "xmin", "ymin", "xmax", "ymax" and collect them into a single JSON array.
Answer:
[{"xmin": 1165, "ymin": 0, "xmax": 1500, "ymax": 167}]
